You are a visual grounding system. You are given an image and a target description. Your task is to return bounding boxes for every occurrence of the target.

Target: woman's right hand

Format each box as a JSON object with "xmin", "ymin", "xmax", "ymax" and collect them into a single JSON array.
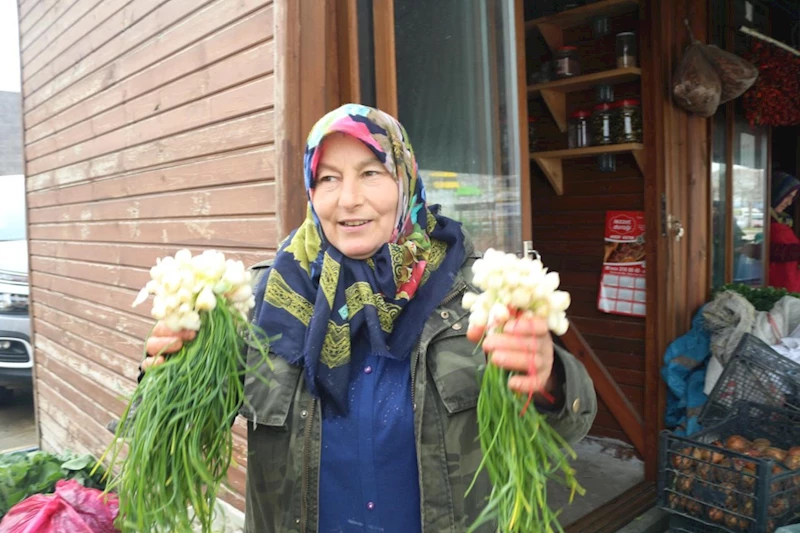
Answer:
[{"xmin": 141, "ymin": 322, "xmax": 197, "ymax": 371}]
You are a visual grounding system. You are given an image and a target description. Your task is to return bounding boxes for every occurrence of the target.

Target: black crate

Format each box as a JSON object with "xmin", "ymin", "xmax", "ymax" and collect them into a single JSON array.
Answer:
[
  {"xmin": 659, "ymin": 402, "xmax": 800, "ymax": 533},
  {"xmin": 700, "ymin": 334, "xmax": 800, "ymax": 427},
  {"xmin": 669, "ymin": 514, "xmax": 729, "ymax": 532}
]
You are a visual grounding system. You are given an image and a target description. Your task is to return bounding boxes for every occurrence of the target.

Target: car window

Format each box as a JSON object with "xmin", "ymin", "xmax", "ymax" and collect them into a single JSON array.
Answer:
[{"xmin": 0, "ymin": 175, "xmax": 26, "ymax": 241}]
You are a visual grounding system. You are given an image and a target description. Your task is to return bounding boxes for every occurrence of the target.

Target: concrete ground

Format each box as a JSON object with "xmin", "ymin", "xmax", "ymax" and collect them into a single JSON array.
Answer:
[
  {"xmin": 549, "ymin": 436, "xmax": 647, "ymax": 528},
  {"xmin": 0, "ymin": 388, "xmax": 37, "ymax": 453},
  {"xmin": 617, "ymin": 508, "xmax": 670, "ymax": 533}
]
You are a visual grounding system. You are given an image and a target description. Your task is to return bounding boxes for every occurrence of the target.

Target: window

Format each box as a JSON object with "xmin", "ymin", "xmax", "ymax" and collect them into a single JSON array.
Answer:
[
  {"xmin": 359, "ymin": 0, "xmax": 525, "ymax": 254},
  {"xmin": 708, "ymin": 0, "xmax": 769, "ymax": 289}
]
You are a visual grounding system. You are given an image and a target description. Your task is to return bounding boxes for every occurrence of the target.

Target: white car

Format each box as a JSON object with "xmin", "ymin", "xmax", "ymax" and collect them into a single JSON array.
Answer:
[{"xmin": 0, "ymin": 175, "xmax": 31, "ymax": 404}]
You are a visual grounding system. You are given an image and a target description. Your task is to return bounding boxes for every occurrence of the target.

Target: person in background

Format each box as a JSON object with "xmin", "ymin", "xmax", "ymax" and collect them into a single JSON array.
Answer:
[
  {"xmin": 142, "ymin": 104, "xmax": 597, "ymax": 533},
  {"xmin": 769, "ymin": 171, "xmax": 800, "ymax": 292}
]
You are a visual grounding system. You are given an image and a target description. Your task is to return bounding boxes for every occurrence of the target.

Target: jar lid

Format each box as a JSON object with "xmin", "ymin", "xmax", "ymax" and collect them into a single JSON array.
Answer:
[
  {"xmin": 593, "ymin": 103, "xmax": 612, "ymax": 111},
  {"xmin": 618, "ymin": 98, "xmax": 641, "ymax": 107},
  {"xmin": 616, "ymin": 31, "xmax": 635, "ymax": 36},
  {"xmin": 559, "ymin": 45, "xmax": 578, "ymax": 51},
  {"xmin": 570, "ymin": 109, "xmax": 591, "ymax": 118}
]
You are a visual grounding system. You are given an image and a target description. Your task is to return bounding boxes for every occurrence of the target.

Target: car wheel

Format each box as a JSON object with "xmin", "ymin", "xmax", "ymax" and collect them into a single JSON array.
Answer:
[{"xmin": 0, "ymin": 386, "xmax": 13, "ymax": 405}]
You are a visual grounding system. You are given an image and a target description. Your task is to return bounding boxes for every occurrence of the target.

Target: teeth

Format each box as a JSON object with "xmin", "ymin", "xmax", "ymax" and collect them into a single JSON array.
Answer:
[{"xmin": 342, "ymin": 221, "xmax": 368, "ymax": 227}]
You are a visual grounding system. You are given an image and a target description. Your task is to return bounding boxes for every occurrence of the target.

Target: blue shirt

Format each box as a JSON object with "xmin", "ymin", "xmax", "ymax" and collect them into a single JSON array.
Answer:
[{"xmin": 318, "ymin": 347, "xmax": 422, "ymax": 533}]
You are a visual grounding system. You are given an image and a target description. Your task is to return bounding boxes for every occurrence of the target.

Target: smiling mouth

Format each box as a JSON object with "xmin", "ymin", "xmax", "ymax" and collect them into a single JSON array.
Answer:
[{"xmin": 340, "ymin": 220, "xmax": 370, "ymax": 227}]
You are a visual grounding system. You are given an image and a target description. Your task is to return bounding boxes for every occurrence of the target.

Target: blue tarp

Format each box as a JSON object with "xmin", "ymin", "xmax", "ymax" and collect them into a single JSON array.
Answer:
[{"xmin": 661, "ymin": 307, "xmax": 711, "ymax": 436}]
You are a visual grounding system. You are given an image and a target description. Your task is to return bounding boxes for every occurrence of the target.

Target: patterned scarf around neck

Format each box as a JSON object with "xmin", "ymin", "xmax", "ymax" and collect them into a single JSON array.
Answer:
[{"xmin": 255, "ymin": 104, "xmax": 465, "ymax": 414}]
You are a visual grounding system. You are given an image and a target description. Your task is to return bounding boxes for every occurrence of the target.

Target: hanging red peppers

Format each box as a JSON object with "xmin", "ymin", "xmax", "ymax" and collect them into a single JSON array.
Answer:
[{"xmin": 742, "ymin": 41, "xmax": 800, "ymax": 127}]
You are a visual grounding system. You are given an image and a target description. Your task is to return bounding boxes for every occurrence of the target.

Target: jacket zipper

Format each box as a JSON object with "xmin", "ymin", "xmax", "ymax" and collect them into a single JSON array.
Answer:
[
  {"xmin": 411, "ymin": 280, "xmax": 467, "ymax": 410},
  {"xmin": 300, "ymin": 398, "xmax": 316, "ymax": 532}
]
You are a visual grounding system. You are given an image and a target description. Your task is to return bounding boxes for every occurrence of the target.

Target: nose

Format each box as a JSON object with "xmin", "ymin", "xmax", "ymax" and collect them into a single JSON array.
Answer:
[{"xmin": 338, "ymin": 174, "xmax": 364, "ymax": 209}]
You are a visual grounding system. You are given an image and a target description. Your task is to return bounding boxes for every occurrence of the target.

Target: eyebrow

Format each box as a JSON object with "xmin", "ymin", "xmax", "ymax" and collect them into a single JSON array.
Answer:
[{"xmin": 317, "ymin": 157, "xmax": 382, "ymax": 174}]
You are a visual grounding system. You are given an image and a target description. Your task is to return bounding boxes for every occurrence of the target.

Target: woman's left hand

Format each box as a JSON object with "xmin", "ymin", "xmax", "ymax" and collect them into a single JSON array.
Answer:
[{"xmin": 468, "ymin": 315, "xmax": 556, "ymax": 398}]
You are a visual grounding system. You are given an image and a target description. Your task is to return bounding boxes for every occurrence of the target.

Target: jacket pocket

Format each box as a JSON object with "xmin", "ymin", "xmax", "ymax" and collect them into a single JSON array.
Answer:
[
  {"xmin": 240, "ymin": 350, "xmax": 302, "ymax": 428},
  {"xmin": 426, "ymin": 322, "xmax": 485, "ymax": 415}
]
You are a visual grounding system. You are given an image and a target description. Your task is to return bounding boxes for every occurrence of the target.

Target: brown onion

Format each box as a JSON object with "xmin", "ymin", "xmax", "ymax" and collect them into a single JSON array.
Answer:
[
  {"xmin": 726, "ymin": 435, "xmax": 749, "ymax": 452},
  {"xmin": 764, "ymin": 447, "xmax": 787, "ymax": 463},
  {"xmin": 708, "ymin": 507, "xmax": 724, "ymax": 523},
  {"xmin": 787, "ymin": 446, "xmax": 800, "ymax": 456},
  {"xmin": 784, "ymin": 454, "xmax": 800, "ymax": 470},
  {"xmin": 752, "ymin": 438, "xmax": 771, "ymax": 452}
]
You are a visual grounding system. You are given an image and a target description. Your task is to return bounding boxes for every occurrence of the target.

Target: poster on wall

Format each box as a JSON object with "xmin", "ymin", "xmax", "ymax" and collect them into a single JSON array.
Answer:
[{"xmin": 597, "ymin": 211, "xmax": 646, "ymax": 317}]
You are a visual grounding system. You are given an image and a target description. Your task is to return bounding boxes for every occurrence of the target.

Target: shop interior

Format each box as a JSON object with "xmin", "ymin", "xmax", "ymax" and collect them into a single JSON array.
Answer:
[
  {"xmin": 349, "ymin": 0, "xmax": 799, "ymax": 529},
  {"xmin": 520, "ymin": 0, "xmax": 800, "ymax": 530}
]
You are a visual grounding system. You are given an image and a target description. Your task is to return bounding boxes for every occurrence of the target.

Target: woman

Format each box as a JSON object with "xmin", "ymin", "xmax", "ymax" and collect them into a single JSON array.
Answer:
[
  {"xmin": 769, "ymin": 171, "xmax": 800, "ymax": 292},
  {"xmin": 143, "ymin": 104, "xmax": 596, "ymax": 532}
]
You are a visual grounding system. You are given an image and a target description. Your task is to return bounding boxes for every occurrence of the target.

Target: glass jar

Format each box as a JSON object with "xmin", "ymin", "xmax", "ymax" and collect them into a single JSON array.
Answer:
[
  {"xmin": 591, "ymin": 103, "xmax": 614, "ymax": 146},
  {"xmin": 598, "ymin": 154, "xmax": 616, "ymax": 172},
  {"xmin": 554, "ymin": 46, "xmax": 581, "ymax": 79},
  {"xmin": 568, "ymin": 110, "xmax": 591, "ymax": 149},
  {"xmin": 528, "ymin": 116, "xmax": 539, "ymax": 152},
  {"xmin": 613, "ymin": 99, "xmax": 643, "ymax": 143},
  {"xmin": 616, "ymin": 32, "xmax": 637, "ymax": 68},
  {"xmin": 596, "ymin": 84, "xmax": 614, "ymax": 103}
]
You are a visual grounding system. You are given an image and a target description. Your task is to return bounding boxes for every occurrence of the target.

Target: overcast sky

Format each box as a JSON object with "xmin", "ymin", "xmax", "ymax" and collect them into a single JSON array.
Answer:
[{"xmin": 0, "ymin": 0, "xmax": 21, "ymax": 93}]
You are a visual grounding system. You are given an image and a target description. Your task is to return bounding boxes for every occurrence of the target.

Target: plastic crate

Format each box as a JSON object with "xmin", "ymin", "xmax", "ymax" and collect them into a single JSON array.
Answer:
[
  {"xmin": 700, "ymin": 334, "xmax": 800, "ymax": 427},
  {"xmin": 659, "ymin": 402, "xmax": 800, "ymax": 533}
]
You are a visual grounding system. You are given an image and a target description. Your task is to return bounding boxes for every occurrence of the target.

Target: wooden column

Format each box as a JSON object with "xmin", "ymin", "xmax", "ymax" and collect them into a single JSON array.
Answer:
[
  {"xmin": 275, "ymin": 0, "xmax": 343, "ymax": 239},
  {"xmin": 372, "ymin": 0, "xmax": 398, "ymax": 117}
]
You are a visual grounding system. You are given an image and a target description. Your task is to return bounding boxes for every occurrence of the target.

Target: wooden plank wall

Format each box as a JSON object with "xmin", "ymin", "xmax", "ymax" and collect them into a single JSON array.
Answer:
[
  {"xmin": 16, "ymin": 0, "xmax": 276, "ymax": 510},
  {"xmin": 526, "ymin": 12, "xmax": 645, "ymax": 445}
]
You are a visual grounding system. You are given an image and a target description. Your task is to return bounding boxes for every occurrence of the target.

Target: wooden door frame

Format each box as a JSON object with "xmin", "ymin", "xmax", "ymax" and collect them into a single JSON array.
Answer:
[
  {"xmin": 641, "ymin": 0, "xmax": 675, "ymax": 483},
  {"xmin": 640, "ymin": 0, "xmax": 711, "ymax": 482},
  {"xmin": 514, "ymin": 0, "xmax": 533, "ymax": 242}
]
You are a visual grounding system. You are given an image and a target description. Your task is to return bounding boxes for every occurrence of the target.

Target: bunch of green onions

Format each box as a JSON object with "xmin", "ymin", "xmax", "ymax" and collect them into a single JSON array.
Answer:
[
  {"xmin": 467, "ymin": 353, "xmax": 584, "ymax": 532},
  {"xmin": 463, "ymin": 249, "xmax": 585, "ymax": 532},
  {"xmin": 93, "ymin": 250, "xmax": 272, "ymax": 533}
]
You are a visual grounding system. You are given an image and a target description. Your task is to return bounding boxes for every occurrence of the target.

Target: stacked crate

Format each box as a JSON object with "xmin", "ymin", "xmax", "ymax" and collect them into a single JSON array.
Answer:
[{"xmin": 658, "ymin": 334, "xmax": 800, "ymax": 532}]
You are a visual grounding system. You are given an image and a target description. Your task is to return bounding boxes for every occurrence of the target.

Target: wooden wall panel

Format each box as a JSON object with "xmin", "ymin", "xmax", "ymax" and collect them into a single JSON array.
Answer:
[
  {"xmin": 21, "ymin": 0, "xmax": 118, "ymax": 75},
  {"xmin": 18, "ymin": 0, "xmax": 277, "ymax": 511},
  {"xmin": 25, "ymin": 7, "xmax": 273, "ymax": 145}
]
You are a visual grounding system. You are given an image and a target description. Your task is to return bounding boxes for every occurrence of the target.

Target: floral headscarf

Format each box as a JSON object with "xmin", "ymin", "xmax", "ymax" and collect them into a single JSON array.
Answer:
[{"xmin": 255, "ymin": 104, "xmax": 465, "ymax": 414}]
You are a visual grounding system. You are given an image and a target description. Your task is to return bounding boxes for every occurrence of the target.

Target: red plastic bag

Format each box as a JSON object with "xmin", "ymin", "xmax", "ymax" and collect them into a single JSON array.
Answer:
[{"xmin": 0, "ymin": 480, "xmax": 119, "ymax": 533}]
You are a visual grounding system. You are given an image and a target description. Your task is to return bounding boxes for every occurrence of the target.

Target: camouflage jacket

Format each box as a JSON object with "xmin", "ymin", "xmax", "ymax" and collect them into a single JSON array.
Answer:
[{"xmin": 239, "ymin": 244, "xmax": 598, "ymax": 533}]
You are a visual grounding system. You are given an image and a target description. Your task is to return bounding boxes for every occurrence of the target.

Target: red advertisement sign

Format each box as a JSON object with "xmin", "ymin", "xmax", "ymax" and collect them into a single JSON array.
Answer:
[{"xmin": 597, "ymin": 211, "xmax": 646, "ymax": 317}]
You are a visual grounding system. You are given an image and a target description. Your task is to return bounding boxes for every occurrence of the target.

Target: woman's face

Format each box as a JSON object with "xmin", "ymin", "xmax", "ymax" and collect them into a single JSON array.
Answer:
[
  {"xmin": 311, "ymin": 133, "xmax": 399, "ymax": 260},
  {"xmin": 776, "ymin": 190, "xmax": 798, "ymax": 214}
]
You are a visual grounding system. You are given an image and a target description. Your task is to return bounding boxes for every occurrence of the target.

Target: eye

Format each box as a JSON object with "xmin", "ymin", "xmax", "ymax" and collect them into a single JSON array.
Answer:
[
  {"xmin": 317, "ymin": 175, "xmax": 338, "ymax": 183},
  {"xmin": 363, "ymin": 168, "xmax": 386, "ymax": 178}
]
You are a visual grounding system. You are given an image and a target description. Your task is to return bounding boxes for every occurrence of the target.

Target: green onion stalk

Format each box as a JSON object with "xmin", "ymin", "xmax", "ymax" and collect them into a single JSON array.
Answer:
[
  {"xmin": 93, "ymin": 295, "xmax": 272, "ymax": 533},
  {"xmin": 467, "ymin": 324, "xmax": 585, "ymax": 533}
]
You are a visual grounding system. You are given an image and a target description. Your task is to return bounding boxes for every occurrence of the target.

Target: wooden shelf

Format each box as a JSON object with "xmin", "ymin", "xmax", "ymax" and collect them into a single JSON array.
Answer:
[
  {"xmin": 526, "ymin": 0, "xmax": 640, "ymax": 52},
  {"xmin": 529, "ymin": 67, "xmax": 641, "ymax": 132},
  {"xmin": 531, "ymin": 143, "xmax": 645, "ymax": 195}
]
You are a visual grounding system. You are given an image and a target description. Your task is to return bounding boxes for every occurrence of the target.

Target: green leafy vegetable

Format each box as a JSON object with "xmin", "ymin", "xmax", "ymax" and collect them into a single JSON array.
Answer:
[
  {"xmin": 714, "ymin": 283, "xmax": 800, "ymax": 312},
  {"xmin": 0, "ymin": 450, "xmax": 106, "ymax": 519}
]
